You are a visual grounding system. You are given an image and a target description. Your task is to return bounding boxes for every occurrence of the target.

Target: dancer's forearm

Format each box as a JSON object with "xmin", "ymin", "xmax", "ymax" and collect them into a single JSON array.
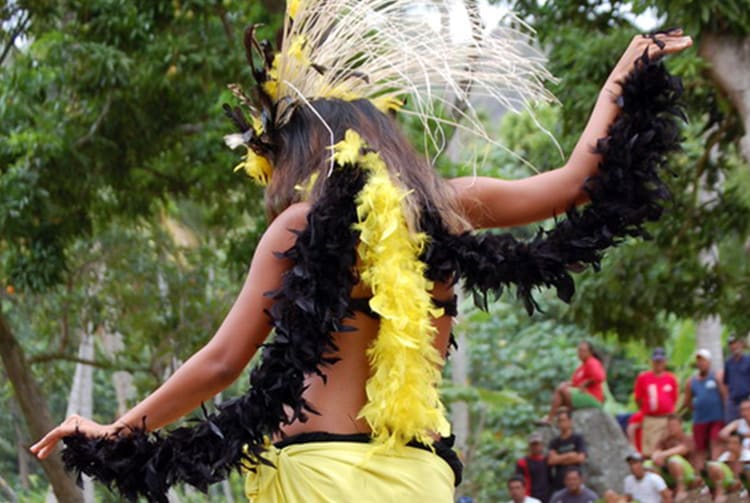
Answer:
[{"xmin": 115, "ymin": 346, "xmax": 243, "ymax": 431}]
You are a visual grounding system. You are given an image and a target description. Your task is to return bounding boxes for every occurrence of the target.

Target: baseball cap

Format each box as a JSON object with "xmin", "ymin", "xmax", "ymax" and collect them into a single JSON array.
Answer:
[
  {"xmin": 626, "ymin": 452, "xmax": 644, "ymax": 462},
  {"xmin": 729, "ymin": 334, "xmax": 740, "ymax": 343},
  {"xmin": 528, "ymin": 432, "xmax": 543, "ymax": 444},
  {"xmin": 695, "ymin": 348, "xmax": 711, "ymax": 360},
  {"xmin": 651, "ymin": 347, "xmax": 666, "ymax": 361}
]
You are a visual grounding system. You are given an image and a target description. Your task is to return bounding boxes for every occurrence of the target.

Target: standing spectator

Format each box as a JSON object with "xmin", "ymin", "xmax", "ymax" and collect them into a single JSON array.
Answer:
[
  {"xmin": 508, "ymin": 476, "xmax": 543, "ymax": 503},
  {"xmin": 544, "ymin": 342, "xmax": 606, "ymax": 422},
  {"xmin": 516, "ymin": 433, "xmax": 551, "ymax": 502},
  {"xmin": 718, "ymin": 398, "xmax": 750, "ymax": 449},
  {"xmin": 682, "ymin": 348, "xmax": 726, "ymax": 469},
  {"xmin": 706, "ymin": 431, "xmax": 750, "ymax": 502},
  {"xmin": 623, "ymin": 452, "xmax": 671, "ymax": 503},
  {"xmin": 548, "ymin": 410, "xmax": 587, "ymax": 493},
  {"xmin": 630, "ymin": 347, "xmax": 679, "ymax": 455},
  {"xmin": 723, "ymin": 334, "xmax": 750, "ymax": 422},
  {"xmin": 651, "ymin": 415, "xmax": 695, "ymax": 501},
  {"xmin": 549, "ymin": 468, "xmax": 598, "ymax": 503}
]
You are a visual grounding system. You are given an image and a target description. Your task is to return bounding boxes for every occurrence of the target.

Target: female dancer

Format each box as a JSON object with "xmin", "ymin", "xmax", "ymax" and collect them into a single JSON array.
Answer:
[{"xmin": 31, "ymin": 2, "xmax": 692, "ymax": 501}]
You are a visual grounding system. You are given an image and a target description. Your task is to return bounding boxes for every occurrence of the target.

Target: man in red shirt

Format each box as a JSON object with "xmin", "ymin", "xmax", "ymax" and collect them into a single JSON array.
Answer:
[
  {"xmin": 543, "ymin": 341, "xmax": 606, "ymax": 422},
  {"xmin": 515, "ymin": 433, "xmax": 551, "ymax": 502},
  {"xmin": 628, "ymin": 347, "xmax": 679, "ymax": 455}
]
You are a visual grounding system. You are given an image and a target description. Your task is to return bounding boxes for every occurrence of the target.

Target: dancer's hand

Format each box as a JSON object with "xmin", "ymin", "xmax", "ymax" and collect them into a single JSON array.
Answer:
[
  {"xmin": 29, "ymin": 414, "xmax": 120, "ymax": 460},
  {"xmin": 604, "ymin": 29, "xmax": 693, "ymax": 94}
]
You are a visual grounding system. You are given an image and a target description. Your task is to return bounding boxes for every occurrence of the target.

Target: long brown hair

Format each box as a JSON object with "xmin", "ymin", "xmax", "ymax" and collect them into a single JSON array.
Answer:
[{"xmin": 266, "ymin": 98, "xmax": 469, "ymax": 233}]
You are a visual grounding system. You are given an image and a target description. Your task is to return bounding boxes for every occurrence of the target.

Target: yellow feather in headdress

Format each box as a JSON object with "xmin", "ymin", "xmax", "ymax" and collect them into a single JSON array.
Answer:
[
  {"xmin": 371, "ymin": 95, "xmax": 405, "ymax": 114},
  {"xmin": 334, "ymin": 130, "xmax": 449, "ymax": 450},
  {"xmin": 262, "ymin": 54, "xmax": 281, "ymax": 99},
  {"xmin": 287, "ymin": 0, "xmax": 301, "ymax": 19},
  {"xmin": 287, "ymin": 35, "xmax": 310, "ymax": 66},
  {"xmin": 233, "ymin": 147, "xmax": 273, "ymax": 186}
]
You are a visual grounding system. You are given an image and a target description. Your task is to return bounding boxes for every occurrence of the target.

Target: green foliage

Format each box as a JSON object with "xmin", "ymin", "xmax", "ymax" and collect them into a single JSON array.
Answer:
[
  {"xmin": 0, "ymin": 0, "xmax": 278, "ymax": 292},
  {"xmin": 632, "ymin": 0, "xmax": 750, "ymax": 35},
  {"xmin": 0, "ymin": 1, "xmax": 283, "ymax": 497}
]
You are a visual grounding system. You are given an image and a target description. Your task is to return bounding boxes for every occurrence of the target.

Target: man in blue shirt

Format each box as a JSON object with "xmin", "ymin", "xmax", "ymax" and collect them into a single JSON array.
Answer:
[
  {"xmin": 683, "ymin": 349, "xmax": 726, "ymax": 470},
  {"xmin": 723, "ymin": 334, "xmax": 750, "ymax": 422}
]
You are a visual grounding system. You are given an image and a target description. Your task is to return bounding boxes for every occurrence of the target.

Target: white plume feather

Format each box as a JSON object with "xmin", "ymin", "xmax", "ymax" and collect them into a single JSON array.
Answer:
[{"xmin": 274, "ymin": 0, "xmax": 556, "ymax": 160}]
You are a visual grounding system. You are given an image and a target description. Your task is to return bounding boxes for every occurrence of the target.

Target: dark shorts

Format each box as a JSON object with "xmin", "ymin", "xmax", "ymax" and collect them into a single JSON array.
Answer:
[{"xmin": 693, "ymin": 420, "xmax": 724, "ymax": 451}]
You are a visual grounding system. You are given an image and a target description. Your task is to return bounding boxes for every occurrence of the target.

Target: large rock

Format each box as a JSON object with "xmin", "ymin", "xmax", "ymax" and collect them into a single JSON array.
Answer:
[{"xmin": 539, "ymin": 408, "xmax": 630, "ymax": 495}]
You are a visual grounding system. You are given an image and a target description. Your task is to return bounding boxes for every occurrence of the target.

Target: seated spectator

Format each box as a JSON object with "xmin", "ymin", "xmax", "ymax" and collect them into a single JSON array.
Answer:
[
  {"xmin": 508, "ymin": 475, "xmax": 542, "ymax": 503},
  {"xmin": 548, "ymin": 409, "xmax": 587, "ymax": 493},
  {"xmin": 544, "ymin": 341, "xmax": 606, "ymax": 422},
  {"xmin": 549, "ymin": 468, "xmax": 598, "ymax": 503},
  {"xmin": 623, "ymin": 452, "xmax": 671, "ymax": 503},
  {"xmin": 516, "ymin": 432, "xmax": 551, "ymax": 502},
  {"xmin": 650, "ymin": 415, "xmax": 695, "ymax": 501},
  {"xmin": 706, "ymin": 431, "xmax": 750, "ymax": 502},
  {"xmin": 719, "ymin": 398, "xmax": 750, "ymax": 449}
]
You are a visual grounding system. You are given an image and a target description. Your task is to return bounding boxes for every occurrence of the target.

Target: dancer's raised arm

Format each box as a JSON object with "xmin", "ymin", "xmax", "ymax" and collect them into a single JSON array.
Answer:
[
  {"xmin": 30, "ymin": 203, "xmax": 309, "ymax": 459},
  {"xmin": 451, "ymin": 30, "xmax": 692, "ymax": 230}
]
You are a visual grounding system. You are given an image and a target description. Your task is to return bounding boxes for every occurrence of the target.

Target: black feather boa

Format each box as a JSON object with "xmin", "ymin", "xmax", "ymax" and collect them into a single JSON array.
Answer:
[
  {"xmin": 62, "ymin": 166, "xmax": 364, "ymax": 502},
  {"xmin": 422, "ymin": 51, "xmax": 684, "ymax": 314},
  {"xmin": 61, "ymin": 52, "xmax": 683, "ymax": 501}
]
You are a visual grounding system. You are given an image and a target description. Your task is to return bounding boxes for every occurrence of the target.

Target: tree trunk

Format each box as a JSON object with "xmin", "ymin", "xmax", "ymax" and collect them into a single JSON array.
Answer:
[
  {"xmin": 101, "ymin": 330, "xmax": 134, "ymax": 417},
  {"xmin": 0, "ymin": 473, "xmax": 17, "ymax": 502},
  {"xmin": 700, "ymin": 33, "xmax": 750, "ymax": 163},
  {"xmin": 696, "ymin": 315, "xmax": 724, "ymax": 371},
  {"xmin": 45, "ymin": 330, "xmax": 95, "ymax": 503},
  {"xmin": 259, "ymin": 0, "xmax": 284, "ymax": 15},
  {"xmin": 12, "ymin": 401, "xmax": 30, "ymax": 490},
  {"xmin": 0, "ymin": 312, "xmax": 84, "ymax": 503},
  {"xmin": 451, "ymin": 330, "xmax": 470, "ymax": 453}
]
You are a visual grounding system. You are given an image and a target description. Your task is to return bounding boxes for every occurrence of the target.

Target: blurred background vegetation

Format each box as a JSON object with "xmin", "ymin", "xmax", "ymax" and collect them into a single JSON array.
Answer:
[{"xmin": 1, "ymin": 0, "xmax": 749, "ymax": 501}]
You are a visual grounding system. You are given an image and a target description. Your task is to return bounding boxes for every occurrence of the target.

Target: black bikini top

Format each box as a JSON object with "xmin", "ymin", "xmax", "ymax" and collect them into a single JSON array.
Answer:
[{"xmin": 348, "ymin": 295, "xmax": 458, "ymax": 320}]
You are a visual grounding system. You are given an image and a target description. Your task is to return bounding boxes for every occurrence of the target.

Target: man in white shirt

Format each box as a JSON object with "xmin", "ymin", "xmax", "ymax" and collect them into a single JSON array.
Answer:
[
  {"xmin": 623, "ymin": 452, "xmax": 671, "ymax": 503},
  {"xmin": 508, "ymin": 475, "xmax": 542, "ymax": 503},
  {"xmin": 719, "ymin": 398, "xmax": 750, "ymax": 449}
]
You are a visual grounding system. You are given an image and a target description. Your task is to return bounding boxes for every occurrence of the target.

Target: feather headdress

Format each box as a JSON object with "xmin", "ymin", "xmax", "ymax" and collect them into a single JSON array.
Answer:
[{"xmin": 224, "ymin": 0, "xmax": 555, "ymax": 184}]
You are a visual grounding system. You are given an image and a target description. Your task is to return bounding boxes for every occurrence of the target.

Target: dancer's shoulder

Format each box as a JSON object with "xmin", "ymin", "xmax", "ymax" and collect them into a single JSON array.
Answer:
[{"xmin": 264, "ymin": 202, "xmax": 311, "ymax": 240}]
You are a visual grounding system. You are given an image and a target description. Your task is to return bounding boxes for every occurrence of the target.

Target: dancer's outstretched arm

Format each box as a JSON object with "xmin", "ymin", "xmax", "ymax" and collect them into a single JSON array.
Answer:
[
  {"xmin": 30, "ymin": 203, "xmax": 310, "ymax": 460},
  {"xmin": 451, "ymin": 30, "xmax": 692, "ymax": 230}
]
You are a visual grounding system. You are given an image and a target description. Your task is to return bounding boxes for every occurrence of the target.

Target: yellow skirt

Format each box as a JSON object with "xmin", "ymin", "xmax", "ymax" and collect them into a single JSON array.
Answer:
[{"xmin": 245, "ymin": 441, "xmax": 455, "ymax": 503}]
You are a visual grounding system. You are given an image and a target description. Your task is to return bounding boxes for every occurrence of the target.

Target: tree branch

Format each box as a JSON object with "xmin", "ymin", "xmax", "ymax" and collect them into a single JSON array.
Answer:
[
  {"xmin": 0, "ymin": 11, "xmax": 30, "ymax": 68},
  {"xmin": 214, "ymin": 2, "xmax": 234, "ymax": 47},
  {"xmin": 27, "ymin": 352, "xmax": 150, "ymax": 374},
  {"xmin": 74, "ymin": 94, "xmax": 112, "ymax": 147},
  {"xmin": 136, "ymin": 164, "xmax": 192, "ymax": 192},
  {"xmin": 0, "ymin": 473, "xmax": 17, "ymax": 503},
  {"xmin": 0, "ymin": 311, "xmax": 84, "ymax": 502}
]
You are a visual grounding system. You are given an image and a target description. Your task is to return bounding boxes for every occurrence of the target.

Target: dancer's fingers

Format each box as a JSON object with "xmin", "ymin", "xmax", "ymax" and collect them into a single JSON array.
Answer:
[
  {"xmin": 30, "ymin": 414, "xmax": 90, "ymax": 459},
  {"xmin": 645, "ymin": 30, "xmax": 692, "ymax": 57},
  {"xmin": 653, "ymin": 35, "xmax": 692, "ymax": 56}
]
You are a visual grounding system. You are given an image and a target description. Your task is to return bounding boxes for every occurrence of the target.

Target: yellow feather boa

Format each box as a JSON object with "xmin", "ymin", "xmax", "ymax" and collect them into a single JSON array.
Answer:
[{"xmin": 332, "ymin": 129, "xmax": 450, "ymax": 449}]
